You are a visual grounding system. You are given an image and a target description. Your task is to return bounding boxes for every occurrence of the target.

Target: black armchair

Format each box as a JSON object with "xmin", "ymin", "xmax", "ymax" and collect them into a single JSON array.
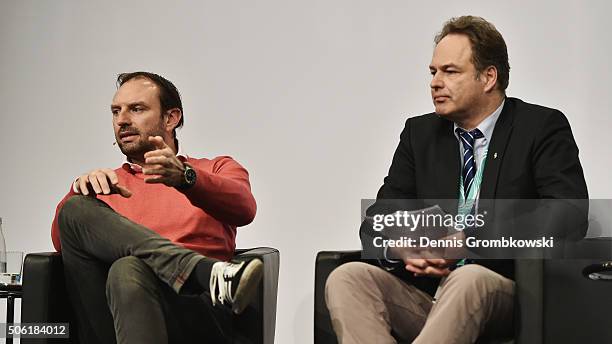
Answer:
[
  {"xmin": 21, "ymin": 247, "xmax": 280, "ymax": 344},
  {"xmin": 314, "ymin": 245, "xmax": 612, "ymax": 343}
]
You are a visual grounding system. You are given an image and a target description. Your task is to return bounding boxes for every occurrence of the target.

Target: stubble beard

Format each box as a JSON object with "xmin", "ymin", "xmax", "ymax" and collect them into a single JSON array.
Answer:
[
  {"xmin": 116, "ymin": 125, "xmax": 165, "ymax": 162},
  {"xmin": 118, "ymin": 135, "xmax": 153, "ymax": 158}
]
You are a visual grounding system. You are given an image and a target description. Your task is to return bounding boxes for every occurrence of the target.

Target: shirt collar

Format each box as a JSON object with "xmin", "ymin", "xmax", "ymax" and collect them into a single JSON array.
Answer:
[
  {"xmin": 453, "ymin": 98, "xmax": 505, "ymax": 144},
  {"xmin": 121, "ymin": 142, "xmax": 188, "ymax": 173}
]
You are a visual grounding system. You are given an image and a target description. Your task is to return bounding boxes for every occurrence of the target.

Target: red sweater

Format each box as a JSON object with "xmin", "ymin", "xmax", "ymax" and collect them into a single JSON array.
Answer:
[{"xmin": 51, "ymin": 156, "xmax": 256, "ymax": 261}]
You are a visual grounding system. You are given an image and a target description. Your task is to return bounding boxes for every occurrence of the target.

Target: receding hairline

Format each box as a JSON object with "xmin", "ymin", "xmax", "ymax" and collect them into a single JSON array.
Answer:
[
  {"xmin": 118, "ymin": 75, "xmax": 160, "ymax": 89},
  {"xmin": 112, "ymin": 77, "xmax": 162, "ymax": 108},
  {"xmin": 430, "ymin": 34, "xmax": 476, "ymax": 67}
]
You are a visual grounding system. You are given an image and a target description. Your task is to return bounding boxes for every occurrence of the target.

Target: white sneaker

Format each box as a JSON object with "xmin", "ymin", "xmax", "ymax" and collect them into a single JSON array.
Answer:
[{"xmin": 209, "ymin": 259, "xmax": 263, "ymax": 314}]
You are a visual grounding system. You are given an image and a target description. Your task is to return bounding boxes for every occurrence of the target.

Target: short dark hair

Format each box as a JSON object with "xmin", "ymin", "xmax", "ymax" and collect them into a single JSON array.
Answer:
[
  {"xmin": 116, "ymin": 72, "xmax": 184, "ymax": 139},
  {"xmin": 435, "ymin": 16, "xmax": 510, "ymax": 92}
]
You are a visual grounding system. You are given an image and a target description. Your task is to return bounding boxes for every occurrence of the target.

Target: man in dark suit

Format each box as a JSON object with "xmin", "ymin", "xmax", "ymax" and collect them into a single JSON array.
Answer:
[{"xmin": 325, "ymin": 16, "xmax": 588, "ymax": 343}]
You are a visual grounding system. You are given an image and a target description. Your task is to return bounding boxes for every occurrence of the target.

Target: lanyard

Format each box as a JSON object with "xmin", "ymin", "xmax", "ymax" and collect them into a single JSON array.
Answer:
[{"xmin": 458, "ymin": 148, "xmax": 488, "ymax": 216}]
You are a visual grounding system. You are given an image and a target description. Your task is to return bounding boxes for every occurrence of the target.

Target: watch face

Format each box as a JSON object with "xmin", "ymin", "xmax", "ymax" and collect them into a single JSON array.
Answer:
[{"xmin": 185, "ymin": 167, "xmax": 197, "ymax": 185}]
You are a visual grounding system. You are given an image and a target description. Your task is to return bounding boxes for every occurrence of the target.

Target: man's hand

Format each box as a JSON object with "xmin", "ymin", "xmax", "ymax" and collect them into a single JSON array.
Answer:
[
  {"xmin": 143, "ymin": 136, "xmax": 186, "ymax": 187},
  {"xmin": 401, "ymin": 230, "xmax": 466, "ymax": 277},
  {"xmin": 404, "ymin": 258, "xmax": 458, "ymax": 277},
  {"xmin": 75, "ymin": 168, "xmax": 132, "ymax": 198}
]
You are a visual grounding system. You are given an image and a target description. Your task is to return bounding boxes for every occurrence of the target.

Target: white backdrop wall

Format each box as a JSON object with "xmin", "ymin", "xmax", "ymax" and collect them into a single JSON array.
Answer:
[{"xmin": 1, "ymin": 1, "xmax": 611, "ymax": 343}]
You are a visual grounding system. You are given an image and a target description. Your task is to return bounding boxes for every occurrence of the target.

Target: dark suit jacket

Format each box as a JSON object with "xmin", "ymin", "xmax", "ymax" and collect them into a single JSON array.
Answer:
[{"xmin": 364, "ymin": 97, "xmax": 588, "ymax": 295}]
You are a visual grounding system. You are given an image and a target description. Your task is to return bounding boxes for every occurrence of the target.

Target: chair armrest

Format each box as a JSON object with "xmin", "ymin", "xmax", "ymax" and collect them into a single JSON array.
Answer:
[
  {"xmin": 234, "ymin": 247, "xmax": 280, "ymax": 344},
  {"xmin": 314, "ymin": 250, "xmax": 362, "ymax": 344},
  {"xmin": 21, "ymin": 252, "xmax": 77, "ymax": 344},
  {"xmin": 534, "ymin": 258, "xmax": 612, "ymax": 342},
  {"xmin": 515, "ymin": 238, "xmax": 612, "ymax": 343}
]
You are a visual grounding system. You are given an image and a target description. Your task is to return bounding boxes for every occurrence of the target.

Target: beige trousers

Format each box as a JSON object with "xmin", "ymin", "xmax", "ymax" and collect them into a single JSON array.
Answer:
[{"xmin": 325, "ymin": 262, "xmax": 514, "ymax": 344}]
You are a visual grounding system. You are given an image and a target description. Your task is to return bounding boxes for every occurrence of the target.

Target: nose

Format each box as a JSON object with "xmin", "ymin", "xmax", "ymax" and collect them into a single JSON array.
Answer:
[
  {"xmin": 430, "ymin": 71, "xmax": 444, "ymax": 91},
  {"xmin": 114, "ymin": 108, "xmax": 131, "ymax": 126}
]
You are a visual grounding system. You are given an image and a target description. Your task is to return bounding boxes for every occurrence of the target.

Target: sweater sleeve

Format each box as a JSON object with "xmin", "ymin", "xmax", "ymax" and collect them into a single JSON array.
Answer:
[{"xmin": 180, "ymin": 156, "xmax": 257, "ymax": 227}]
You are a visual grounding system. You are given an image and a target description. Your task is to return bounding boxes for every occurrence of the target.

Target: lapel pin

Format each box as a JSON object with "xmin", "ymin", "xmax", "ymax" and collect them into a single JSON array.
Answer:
[{"xmin": 493, "ymin": 152, "xmax": 498, "ymax": 159}]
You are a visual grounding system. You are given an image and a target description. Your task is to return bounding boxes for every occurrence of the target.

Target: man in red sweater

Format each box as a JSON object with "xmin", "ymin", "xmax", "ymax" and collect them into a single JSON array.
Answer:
[{"xmin": 51, "ymin": 72, "xmax": 261, "ymax": 344}]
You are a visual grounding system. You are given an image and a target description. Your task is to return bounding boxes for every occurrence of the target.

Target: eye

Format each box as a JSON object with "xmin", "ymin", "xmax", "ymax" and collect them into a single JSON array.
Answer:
[
  {"xmin": 132, "ymin": 106, "xmax": 143, "ymax": 113},
  {"xmin": 111, "ymin": 109, "xmax": 119, "ymax": 116}
]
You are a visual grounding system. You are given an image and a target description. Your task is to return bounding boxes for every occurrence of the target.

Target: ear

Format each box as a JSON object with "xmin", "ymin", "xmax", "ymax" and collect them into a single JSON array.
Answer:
[
  {"xmin": 163, "ymin": 108, "xmax": 182, "ymax": 133},
  {"xmin": 482, "ymin": 65, "xmax": 498, "ymax": 93}
]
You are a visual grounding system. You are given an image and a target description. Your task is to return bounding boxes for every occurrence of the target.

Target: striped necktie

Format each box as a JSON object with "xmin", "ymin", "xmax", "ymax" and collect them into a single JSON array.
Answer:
[{"xmin": 456, "ymin": 128, "xmax": 484, "ymax": 197}]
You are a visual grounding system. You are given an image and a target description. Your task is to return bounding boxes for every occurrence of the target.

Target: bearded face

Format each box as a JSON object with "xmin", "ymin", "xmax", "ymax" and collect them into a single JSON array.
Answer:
[{"xmin": 111, "ymin": 78, "xmax": 168, "ymax": 163}]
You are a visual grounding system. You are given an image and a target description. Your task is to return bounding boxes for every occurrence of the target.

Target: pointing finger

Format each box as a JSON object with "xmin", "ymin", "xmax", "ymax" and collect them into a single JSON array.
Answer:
[{"xmin": 148, "ymin": 136, "xmax": 167, "ymax": 150}]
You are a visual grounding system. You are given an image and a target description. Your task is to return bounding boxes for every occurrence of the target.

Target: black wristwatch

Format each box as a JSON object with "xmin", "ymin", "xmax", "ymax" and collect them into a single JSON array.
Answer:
[{"xmin": 179, "ymin": 164, "xmax": 197, "ymax": 190}]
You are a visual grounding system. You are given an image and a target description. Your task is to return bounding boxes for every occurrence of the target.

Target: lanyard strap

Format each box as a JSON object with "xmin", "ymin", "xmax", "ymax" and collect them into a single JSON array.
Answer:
[{"xmin": 458, "ymin": 148, "xmax": 488, "ymax": 216}]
